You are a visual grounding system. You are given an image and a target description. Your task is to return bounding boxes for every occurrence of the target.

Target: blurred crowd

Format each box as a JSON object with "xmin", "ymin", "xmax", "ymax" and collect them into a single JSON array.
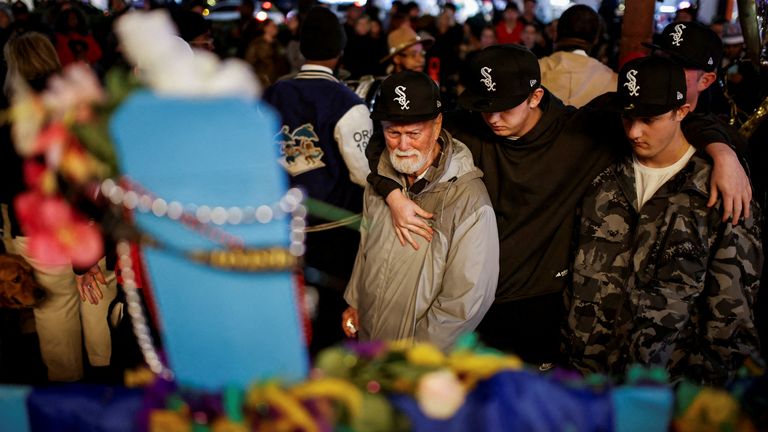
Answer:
[{"xmin": 0, "ymin": 0, "xmax": 758, "ymax": 119}]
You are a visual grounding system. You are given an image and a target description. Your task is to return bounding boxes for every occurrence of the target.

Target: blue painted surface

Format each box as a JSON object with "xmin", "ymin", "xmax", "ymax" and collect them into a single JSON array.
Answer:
[{"xmin": 110, "ymin": 92, "xmax": 308, "ymax": 389}]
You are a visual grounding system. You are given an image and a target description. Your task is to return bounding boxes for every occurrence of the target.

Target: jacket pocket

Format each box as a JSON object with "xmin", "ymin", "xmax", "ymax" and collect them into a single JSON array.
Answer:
[{"xmin": 630, "ymin": 280, "xmax": 699, "ymax": 367}]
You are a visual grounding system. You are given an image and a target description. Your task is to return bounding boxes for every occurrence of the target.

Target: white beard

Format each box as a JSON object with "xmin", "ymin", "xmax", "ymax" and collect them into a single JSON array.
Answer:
[{"xmin": 389, "ymin": 141, "xmax": 435, "ymax": 175}]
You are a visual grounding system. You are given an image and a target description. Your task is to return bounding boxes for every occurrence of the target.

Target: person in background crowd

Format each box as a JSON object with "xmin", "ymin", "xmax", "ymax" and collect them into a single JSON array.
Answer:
[
  {"xmin": 403, "ymin": 1, "xmax": 421, "ymax": 25},
  {"xmin": 709, "ymin": 16, "xmax": 727, "ymax": 38},
  {"xmin": 53, "ymin": 6, "xmax": 102, "ymax": 67},
  {"xmin": 429, "ymin": 5, "xmax": 464, "ymax": 108},
  {"xmin": 231, "ymin": 0, "xmax": 260, "ymax": 58},
  {"xmin": 342, "ymin": 14, "xmax": 386, "ymax": 80},
  {"xmin": 496, "ymin": 2, "xmax": 523, "ymax": 44},
  {"xmin": 479, "ymin": 24, "xmax": 498, "ymax": 49},
  {"xmin": 674, "ymin": 6, "xmax": 697, "ymax": 24},
  {"xmin": 564, "ymin": 56, "xmax": 762, "ymax": 385},
  {"xmin": 521, "ymin": 0, "xmax": 544, "ymax": 30},
  {"xmin": 2, "ymin": 32, "xmax": 117, "ymax": 382},
  {"xmin": 539, "ymin": 4, "xmax": 617, "ymax": 107},
  {"xmin": 244, "ymin": 18, "xmax": 290, "ymax": 86},
  {"xmin": 0, "ymin": 3, "xmax": 13, "ymax": 51},
  {"xmin": 172, "ymin": 9, "xmax": 214, "ymax": 51},
  {"xmin": 343, "ymin": 3, "xmax": 363, "ymax": 40},
  {"xmin": 343, "ymin": 71, "xmax": 498, "ymax": 352},
  {"xmin": 277, "ymin": 9, "xmax": 303, "ymax": 73},
  {"xmin": 263, "ymin": 6, "xmax": 372, "ymax": 354},
  {"xmin": 520, "ymin": 23, "xmax": 547, "ymax": 57},
  {"xmin": 383, "ymin": 26, "xmax": 434, "ymax": 74},
  {"xmin": 719, "ymin": 21, "xmax": 762, "ymax": 121},
  {"xmin": 9, "ymin": 2, "xmax": 51, "ymax": 39}
]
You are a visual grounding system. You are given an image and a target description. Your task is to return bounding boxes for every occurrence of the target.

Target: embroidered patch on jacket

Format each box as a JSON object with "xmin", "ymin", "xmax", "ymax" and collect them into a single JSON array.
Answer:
[{"xmin": 276, "ymin": 124, "xmax": 326, "ymax": 176}]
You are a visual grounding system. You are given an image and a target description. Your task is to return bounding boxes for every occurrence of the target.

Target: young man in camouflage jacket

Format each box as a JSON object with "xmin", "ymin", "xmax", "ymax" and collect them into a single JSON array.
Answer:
[{"xmin": 564, "ymin": 57, "xmax": 763, "ymax": 385}]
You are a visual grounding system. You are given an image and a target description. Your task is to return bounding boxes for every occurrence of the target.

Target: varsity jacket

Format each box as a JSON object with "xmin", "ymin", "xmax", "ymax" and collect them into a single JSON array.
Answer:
[
  {"xmin": 263, "ymin": 64, "xmax": 372, "ymax": 211},
  {"xmin": 264, "ymin": 64, "xmax": 373, "ymax": 281}
]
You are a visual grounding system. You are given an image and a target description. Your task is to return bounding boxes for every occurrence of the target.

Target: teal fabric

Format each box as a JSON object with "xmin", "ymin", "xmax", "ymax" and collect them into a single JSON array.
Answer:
[
  {"xmin": 0, "ymin": 385, "xmax": 31, "ymax": 432},
  {"xmin": 612, "ymin": 386, "xmax": 674, "ymax": 432}
]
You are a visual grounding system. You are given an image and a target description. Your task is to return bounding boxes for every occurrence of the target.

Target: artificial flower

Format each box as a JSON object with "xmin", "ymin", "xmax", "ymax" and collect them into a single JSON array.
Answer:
[
  {"xmin": 115, "ymin": 10, "xmax": 260, "ymax": 98},
  {"xmin": 36, "ymin": 122, "xmax": 69, "ymax": 166},
  {"xmin": 43, "ymin": 63, "xmax": 105, "ymax": 122},
  {"xmin": 448, "ymin": 352, "xmax": 523, "ymax": 387},
  {"xmin": 291, "ymin": 378, "xmax": 363, "ymax": 417},
  {"xmin": 10, "ymin": 89, "xmax": 46, "ymax": 157},
  {"xmin": 406, "ymin": 343, "xmax": 446, "ymax": 367},
  {"xmin": 415, "ymin": 369, "xmax": 466, "ymax": 420},
  {"xmin": 23, "ymin": 160, "xmax": 57, "ymax": 194},
  {"xmin": 14, "ymin": 191, "xmax": 103, "ymax": 268},
  {"xmin": 59, "ymin": 143, "xmax": 105, "ymax": 185},
  {"xmin": 674, "ymin": 388, "xmax": 740, "ymax": 432},
  {"xmin": 344, "ymin": 340, "xmax": 387, "ymax": 359},
  {"xmin": 149, "ymin": 410, "xmax": 191, "ymax": 432}
]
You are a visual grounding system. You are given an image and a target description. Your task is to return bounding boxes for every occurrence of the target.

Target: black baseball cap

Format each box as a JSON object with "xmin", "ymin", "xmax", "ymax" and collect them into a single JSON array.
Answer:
[
  {"xmin": 300, "ymin": 7, "xmax": 347, "ymax": 61},
  {"xmin": 371, "ymin": 71, "xmax": 442, "ymax": 123},
  {"xmin": 612, "ymin": 56, "xmax": 687, "ymax": 117},
  {"xmin": 643, "ymin": 22, "xmax": 722, "ymax": 72},
  {"xmin": 458, "ymin": 44, "xmax": 541, "ymax": 113}
]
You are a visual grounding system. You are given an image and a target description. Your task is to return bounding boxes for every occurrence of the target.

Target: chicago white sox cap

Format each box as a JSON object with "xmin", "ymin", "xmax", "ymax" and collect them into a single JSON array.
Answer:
[
  {"xmin": 371, "ymin": 71, "xmax": 442, "ymax": 123},
  {"xmin": 613, "ymin": 56, "xmax": 687, "ymax": 117},
  {"xmin": 643, "ymin": 21, "xmax": 722, "ymax": 73},
  {"xmin": 458, "ymin": 44, "xmax": 541, "ymax": 113}
]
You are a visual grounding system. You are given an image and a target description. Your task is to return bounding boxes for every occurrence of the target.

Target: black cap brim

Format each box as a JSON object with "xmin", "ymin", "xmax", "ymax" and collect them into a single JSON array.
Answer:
[
  {"xmin": 370, "ymin": 110, "xmax": 440, "ymax": 123},
  {"xmin": 642, "ymin": 42, "xmax": 709, "ymax": 71},
  {"xmin": 457, "ymin": 90, "xmax": 529, "ymax": 113},
  {"xmin": 605, "ymin": 92, "xmax": 678, "ymax": 118}
]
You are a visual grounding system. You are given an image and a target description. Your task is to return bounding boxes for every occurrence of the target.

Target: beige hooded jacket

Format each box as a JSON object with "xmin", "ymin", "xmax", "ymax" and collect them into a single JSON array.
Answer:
[{"xmin": 344, "ymin": 131, "xmax": 499, "ymax": 351}]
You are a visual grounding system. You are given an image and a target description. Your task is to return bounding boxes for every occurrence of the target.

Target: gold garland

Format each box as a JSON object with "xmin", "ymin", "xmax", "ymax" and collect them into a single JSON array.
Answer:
[
  {"xmin": 739, "ymin": 95, "xmax": 768, "ymax": 139},
  {"xmin": 188, "ymin": 247, "xmax": 297, "ymax": 272}
]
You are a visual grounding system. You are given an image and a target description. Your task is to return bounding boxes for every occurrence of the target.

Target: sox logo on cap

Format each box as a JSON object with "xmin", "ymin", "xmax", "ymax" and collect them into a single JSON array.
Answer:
[
  {"xmin": 394, "ymin": 86, "xmax": 410, "ymax": 110},
  {"xmin": 671, "ymin": 24, "xmax": 686, "ymax": 47},
  {"xmin": 624, "ymin": 70, "xmax": 640, "ymax": 96},
  {"xmin": 480, "ymin": 67, "xmax": 496, "ymax": 92}
]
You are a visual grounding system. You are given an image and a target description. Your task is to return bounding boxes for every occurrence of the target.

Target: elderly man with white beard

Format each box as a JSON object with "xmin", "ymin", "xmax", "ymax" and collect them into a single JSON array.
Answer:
[{"xmin": 341, "ymin": 71, "xmax": 499, "ymax": 351}]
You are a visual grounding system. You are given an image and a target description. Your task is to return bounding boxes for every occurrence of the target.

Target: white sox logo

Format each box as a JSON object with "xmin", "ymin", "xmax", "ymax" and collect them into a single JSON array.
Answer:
[
  {"xmin": 671, "ymin": 24, "xmax": 686, "ymax": 46},
  {"xmin": 394, "ymin": 86, "xmax": 410, "ymax": 110},
  {"xmin": 480, "ymin": 67, "xmax": 496, "ymax": 91},
  {"xmin": 624, "ymin": 70, "xmax": 640, "ymax": 96}
]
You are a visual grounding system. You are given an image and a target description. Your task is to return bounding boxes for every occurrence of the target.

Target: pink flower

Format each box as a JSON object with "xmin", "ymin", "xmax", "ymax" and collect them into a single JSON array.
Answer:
[
  {"xmin": 36, "ymin": 122, "xmax": 69, "ymax": 164},
  {"xmin": 43, "ymin": 64, "xmax": 105, "ymax": 121},
  {"xmin": 14, "ymin": 192, "xmax": 103, "ymax": 268},
  {"xmin": 23, "ymin": 160, "xmax": 47, "ymax": 190}
]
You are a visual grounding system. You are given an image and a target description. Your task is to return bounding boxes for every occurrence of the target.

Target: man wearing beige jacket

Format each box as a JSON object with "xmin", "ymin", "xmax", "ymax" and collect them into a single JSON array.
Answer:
[{"xmin": 342, "ymin": 71, "xmax": 498, "ymax": 351}]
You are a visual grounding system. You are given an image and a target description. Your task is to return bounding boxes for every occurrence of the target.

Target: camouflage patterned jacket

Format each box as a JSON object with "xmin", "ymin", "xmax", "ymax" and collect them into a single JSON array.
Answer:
[{"xmin": 564, "ymin": 154, "xmax": 763, "ymax": 385}]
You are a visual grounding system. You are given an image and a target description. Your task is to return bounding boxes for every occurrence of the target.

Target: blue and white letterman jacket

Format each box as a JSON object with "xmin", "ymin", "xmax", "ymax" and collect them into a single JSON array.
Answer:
[{"xmin": 264, "ymin": 64, "xmax": 372, "ymax": 216}]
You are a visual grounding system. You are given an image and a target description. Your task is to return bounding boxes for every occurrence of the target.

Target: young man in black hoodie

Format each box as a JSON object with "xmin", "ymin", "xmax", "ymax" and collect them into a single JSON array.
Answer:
[{"xmin": 366, "ymin": 44, "xmax": 751, "ymax": 365}]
